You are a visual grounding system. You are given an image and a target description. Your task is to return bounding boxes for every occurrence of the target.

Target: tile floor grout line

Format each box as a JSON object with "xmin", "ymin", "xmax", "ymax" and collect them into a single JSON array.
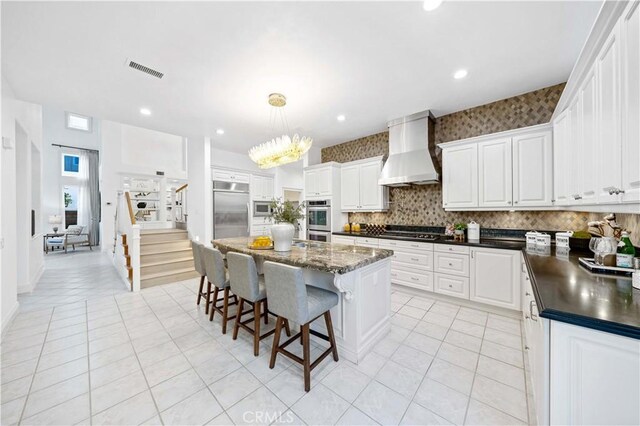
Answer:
[
  {"xmin": 461, "ymin": 311, "xmax": 488, "ymax": 425},
  {"xmin": 84, "ymin": 299, "xmax": 93, "ymax": 426},
  {"xmin": 16, "ymin": 306, "xmax": 55, "ymax": 425},
  {"xmin": 111, "ymin": 291, "xmax": 165, "ymax": 425}
]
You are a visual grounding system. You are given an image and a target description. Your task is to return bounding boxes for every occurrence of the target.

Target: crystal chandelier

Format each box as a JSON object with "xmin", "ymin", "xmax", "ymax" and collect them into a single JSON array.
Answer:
[{"xmin": 248, "ymin": 93, "xmax": 312, "ymax": 169}]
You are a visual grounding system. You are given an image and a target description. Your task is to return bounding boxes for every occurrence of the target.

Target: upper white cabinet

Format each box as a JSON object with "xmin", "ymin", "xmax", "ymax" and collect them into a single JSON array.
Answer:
[
  {"xmin": 440, "ymin": 124, "xmax": 552, "ymax": 210},
  {"xmin": 304, "ymin": 162, "xmax": 340, "ymax": 199},
  {"xmin": 442, "ymin": 144, "xmax": 478, "ymax": 209},
  {"xmin": 621, "ymin": 0, "xmax": 640, "ymax": 203},
  {"xmin": 513, "ymin": 130, "xmax": 554, "ymax": 207},
  {"xmin": 552, "ymin": 1, "xmax": 640, "ymax": 210},
  {"xmin": 212, "ymin": 169, "xmax": 250, "ymax": 184},
  {"xmin": 340, "ymin": 156, "xmax": 388, "ymax": 212},
  {"xmin": 478, "ymin": 138, "xmax": 512, "ymax": 207},
  {"xmin": 251, "ymin": 175, "xmax": 274, "ymax": 201},
  {"xmin": 470, "ymin": 247, "xmax": 520, "ymax": 311}
]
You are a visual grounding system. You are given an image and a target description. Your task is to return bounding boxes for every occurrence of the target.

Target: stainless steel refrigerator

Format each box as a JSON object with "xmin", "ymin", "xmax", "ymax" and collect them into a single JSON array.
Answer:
[{"xmin": 213, "ymin": 180, "xmax": 250, "ymax": 239}]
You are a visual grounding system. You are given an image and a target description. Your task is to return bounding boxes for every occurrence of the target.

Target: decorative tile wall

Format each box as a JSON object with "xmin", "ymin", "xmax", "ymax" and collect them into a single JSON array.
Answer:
[{"xmin": 320, "ymin": 83, "xmax": 640, "ymax": 244}]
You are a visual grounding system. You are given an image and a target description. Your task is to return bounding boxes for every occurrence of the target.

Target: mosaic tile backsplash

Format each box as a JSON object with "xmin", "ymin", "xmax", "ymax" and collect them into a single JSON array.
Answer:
[{"xmin": 320, "ymin": 83, "xmax": 640, "ymax": 245}]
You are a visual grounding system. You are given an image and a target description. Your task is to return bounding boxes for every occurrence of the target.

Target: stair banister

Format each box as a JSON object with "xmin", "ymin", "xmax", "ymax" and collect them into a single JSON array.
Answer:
[{"xmin": 130, "ymin": 225, "xmax": 141, "ymax": 292}]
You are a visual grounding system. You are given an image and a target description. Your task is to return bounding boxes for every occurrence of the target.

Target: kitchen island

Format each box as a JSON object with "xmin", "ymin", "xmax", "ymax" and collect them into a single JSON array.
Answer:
[{"xmin": 213, "ymin": 237, "xmax": 394, "ymax": 363}]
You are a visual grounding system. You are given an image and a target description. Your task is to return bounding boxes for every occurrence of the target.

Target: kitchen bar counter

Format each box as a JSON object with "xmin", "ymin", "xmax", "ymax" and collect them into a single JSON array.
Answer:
[
  {"xmin": 212, "ymin": 237, "xmax": 393, "ymax": 363},
  {"xmin": 524, "ymin": 247, "xmax": 640, "ymax": 340},
  {"xmin": 213, "ymin": 237, "xmax": 393, "ymax": 275}
]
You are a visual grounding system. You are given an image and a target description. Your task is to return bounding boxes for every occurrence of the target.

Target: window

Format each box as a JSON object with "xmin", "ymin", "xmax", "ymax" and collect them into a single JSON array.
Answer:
[
  {"xmin": 61, "ymin": 153, "xmax": 80, "ymax": 176},
  {"xmin": 65, "ymin": 112, "xmax": 92, "ymax": 132}
]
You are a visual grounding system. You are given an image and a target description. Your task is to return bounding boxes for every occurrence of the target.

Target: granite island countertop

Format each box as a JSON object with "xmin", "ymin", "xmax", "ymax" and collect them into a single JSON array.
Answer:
[{"xmin": 213, "ymin": 237, "xmax": 393, "ymax": 275}]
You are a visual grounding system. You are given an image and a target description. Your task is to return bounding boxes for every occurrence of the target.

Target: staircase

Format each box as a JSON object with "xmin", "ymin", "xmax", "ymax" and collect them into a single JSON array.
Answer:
[{"xmin": 122, "ymin": 229, "xmax": 198, "ymax": 289}]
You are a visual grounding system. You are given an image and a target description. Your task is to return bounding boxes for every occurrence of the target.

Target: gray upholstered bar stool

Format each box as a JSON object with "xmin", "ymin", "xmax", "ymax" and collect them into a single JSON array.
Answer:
[
  {"xmin": 263, "ymin": 261, "xmax": 339, "ymax": 392},
  {"xmin": 192, "ymin": 240, "xmax": 211, "ymax": 314},
  {"xmin": 200, "ymin": 246, "xmax": 238, "ymax": 333},
  {"xmin": 227, "ymin": 252, "xmax": 291, "ymax": 356}
]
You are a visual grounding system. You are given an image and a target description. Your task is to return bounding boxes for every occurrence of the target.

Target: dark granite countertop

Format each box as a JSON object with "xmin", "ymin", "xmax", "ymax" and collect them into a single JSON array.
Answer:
[
  {"xmin": 213, "ymin": 237, "xmax": 393, "ymax": 275},
  {"xmin": 333, "ymin": 231, "xmax": 640, "ymax": 339},
  {"xmin": 523, "ymin": 247, "xmax": 640, "ymax": 340},
  {"xmin": 332, "ymin": 231, "xmax": 527, "ymax": 251}
]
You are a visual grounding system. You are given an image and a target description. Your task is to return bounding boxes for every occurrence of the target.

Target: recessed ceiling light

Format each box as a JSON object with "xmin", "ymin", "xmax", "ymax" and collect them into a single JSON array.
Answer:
[
  {"xmin": 337, "ymin": 115, "xmax": 346, "ymax": 122},
  {"xmin": 423, "ymin": 0, "xmax": 443, "ymax": 12},
  {"xmin": 140, "ymin": 108, "xmax": 151, "ymax": 116},
  {"xmin": 454, "ymin": 69, "xmax": 468, "ymax": 79},
  {"xmin": 216, "ymin": 129, "xmax": 225, "ymax": 135}
]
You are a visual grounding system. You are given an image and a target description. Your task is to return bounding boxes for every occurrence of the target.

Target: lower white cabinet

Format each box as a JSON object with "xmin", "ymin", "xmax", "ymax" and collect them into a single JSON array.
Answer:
[
  {"xmin": 434, "ymin": 273, "xmax": 470, "ymax": 299},
  {"xmin": 434, "ymin": 251, "xmax": 470, "ymax": 277},
  {"xmin": 550, "ymin": 321, "xmax": 640, "ymax": 426},
  {"xmin": 332, "ymin": 235, "xmax": 356, "ymax": 245},
  {"xmin": 470, "ymin": 247, "xmax": 520, "ymax": 310}
]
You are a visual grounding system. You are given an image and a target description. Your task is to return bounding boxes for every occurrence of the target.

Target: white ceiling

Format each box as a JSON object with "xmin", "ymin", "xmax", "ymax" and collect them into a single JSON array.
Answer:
[{"xmin": 2, "ymin": 1, "xmax": 601, "ymax": 153}]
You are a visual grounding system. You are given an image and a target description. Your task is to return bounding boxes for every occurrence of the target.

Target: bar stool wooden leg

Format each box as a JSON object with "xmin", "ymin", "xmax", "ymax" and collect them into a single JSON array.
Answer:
[
  {"xmin": 269, "ymin": 317, "xmax": 283, "ymax": 368},
  {"xmin": 253, "ymin": 301, "xmax": 261, "ymax": 356},
  {"xmin": 233, "ymin": 298, "xmax": 244, "ymax": 340},
  {"xmin": 302, "ymin": 323, "xmax": 311, "ymax": 392},
  {"xmin": 209, "ymin": 287, "xmax": 219, "ymax": 321},
  {"xmin": 283, "ymin": 319, "xmax": 292, "ymax": 337},
  {"xmin": 324, "ymin": 311, "xmax": 339, "ymax": 361},
  {"xmin": 221, "ymin": 288, "xmax": 230, "ymax": 334},
  {"xmin": 205, "ymin": 281, "xmax": 212, "ymax": 315},
  {"xmin": 196, "ymin": 276, "xmax": 205, "ymax": 305},
  {"xmin": 263, "ymin": 300, "xmax": 269, "ymax": 325}
]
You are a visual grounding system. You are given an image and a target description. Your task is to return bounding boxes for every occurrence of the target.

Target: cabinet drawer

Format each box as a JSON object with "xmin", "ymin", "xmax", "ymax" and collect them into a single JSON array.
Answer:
[
  {"xmin": 392, "ymin": 250, "xmax": 433, "ymax": 270},
  {"xmin": 434, "ymin": 273, "xmax": 470, "ymax": 299},
  {"xmin": 332, "ymin": 236, "xmax": 356, "ymax": 246},
  {"xmin": 379, "ymin": 239, "xmax": 434, "ymax": 251},
  {"xmin": 435, "ymin": 244, "xmax": 470, "ymax": 254},
  {"xmin": 434, "ymin": 252, "xmax": 470, "ymax": 277},
  {"xmin": 356, "ymin": 238, "xmax": 379, "ymax": 247},
  {"xmin": 391, "ymin": 269, "xmax": 433, "ymax": 291}
]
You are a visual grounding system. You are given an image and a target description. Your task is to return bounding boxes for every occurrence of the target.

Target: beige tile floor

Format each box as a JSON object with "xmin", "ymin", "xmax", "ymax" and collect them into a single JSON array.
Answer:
[{"xmin": 1, "ymin": 250, "xmax": 532, "ymax": 425}]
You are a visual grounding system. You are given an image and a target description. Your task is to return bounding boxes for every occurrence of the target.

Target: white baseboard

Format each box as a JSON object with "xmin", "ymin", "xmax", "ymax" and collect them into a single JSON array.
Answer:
[
  {"xmin": 18, "ymin": 263, "xmax": 44, "ymax": 294},
  {"xmin": 1, "ymin": 301, "xmax": 20, "ymax": 338}
]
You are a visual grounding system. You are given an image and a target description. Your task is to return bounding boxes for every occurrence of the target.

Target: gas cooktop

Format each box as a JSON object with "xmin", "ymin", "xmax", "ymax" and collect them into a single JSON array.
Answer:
[{"xmin": 376, "ymin": 231, "xmax": 443, "ymax": 241}]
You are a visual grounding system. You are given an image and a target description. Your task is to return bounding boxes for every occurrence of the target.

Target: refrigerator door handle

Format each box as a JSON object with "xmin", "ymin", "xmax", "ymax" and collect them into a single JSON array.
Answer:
[{"xmin": 247, "ymin": 203, "xmax": 250, "ymax": 233}]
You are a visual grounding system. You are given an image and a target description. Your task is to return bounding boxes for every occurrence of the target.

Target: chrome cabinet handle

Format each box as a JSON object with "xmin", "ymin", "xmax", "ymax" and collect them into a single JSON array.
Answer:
[
  {"xmin": 411, "ymin": 277, "xmax": 419, "ymax": 281},
  {"xmin": 448, "ymin": 263, "xmax": 453, "ymax": 266},
  {"xmin": 616, "ymin": 189, "xmax": 625, "ymax": 194},
  {"xmin": 514, "ymin": 201, "xmax": 518, "ymax": 204},
  {"xmin": 471, "ymin": 251, "xmax": 474, "ymax": 259},
  {"xmin": 526, "ymin": 291, "xmax": 531, "ymax": 296},
  {"xmin": 525, "ymin": 345, "xmax": 530, "ymax": 350},
  {"xmin": 448, "ymin": 284, "xmax": 453, "ymax": 288},
  {"xmin": 411, "ymin": 257, "xmax": 419, "ymax": 262},
  {"xmin": 530, "ymin": 300, "xmax": 538, "ymax": 321}
]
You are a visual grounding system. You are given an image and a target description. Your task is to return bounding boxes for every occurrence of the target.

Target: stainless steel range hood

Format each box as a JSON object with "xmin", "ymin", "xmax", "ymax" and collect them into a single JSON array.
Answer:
[{"xmin": 378, "ymin": 110, "xmax": 440, "ymax": 187}]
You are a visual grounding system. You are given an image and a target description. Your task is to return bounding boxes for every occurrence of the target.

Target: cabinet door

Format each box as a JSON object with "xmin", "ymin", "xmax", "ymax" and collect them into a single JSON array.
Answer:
[
  {"xmin": 470, "ymin": 248, "xmax": 520, "ymax": 310},
  {"xmin": 443, "ymin": 145, "xmax": 478, "ymax": 208},
  {"xmin": 316, "ymin": 167, "xmax": 332, "ymax": 196},
  {"xmin": 550, "ymin": 321, "xmax": 640, "ymax": 425},
  {"xmin": 552, "ymin": 110, "xmax": 571, "ymax": 205},
  {"xmin": 567, "ymin": 98, "xmax": 583, "ymax": 205},
  {"xmin": 359, "ymin": 161, "xmax": 383, "ymax": 210},
  {"xmin": 341, "ymin": 165, "xmax": 360, "ymax": 210},
  {"xmin": 304, "ymin": 170, "xmax": 317, "ymax": 197},
  {"xmin": 434, "ymin": 252, "xmax": 469, "ymax": 277},
  {"xmin": 621, "ymin": 1, "xmax": 640, "ymax": 203},
  {"xmin": 434, "ymin": 273, "xmax": 469, "ymax": 299},
  {"xmin": 513, "ymin": 130, "xmax": 553, "ymax": 207},
  {"xmin": 251, "ymin": 175, "xmax": 264, "ymax": 200},
  {"xmin": 596, "ymin": 24, "xmax": 623, "ymax": 203},
  {"xmin": 263, "ymin": 177, "xmax": 274, "ymax": 200},
  {"xmin": 579, "ymin": 66, "xmax": 599, "ymax": 204},
  {"xmin": 478, "ymin": 138, "xmax": 513, "ymax": 207}
]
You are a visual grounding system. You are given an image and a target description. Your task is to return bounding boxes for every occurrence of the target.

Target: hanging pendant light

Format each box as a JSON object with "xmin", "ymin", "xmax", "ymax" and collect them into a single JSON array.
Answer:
[{"xmin": 248, "ymin": 93, "xmax": 313, "ymax": 169}]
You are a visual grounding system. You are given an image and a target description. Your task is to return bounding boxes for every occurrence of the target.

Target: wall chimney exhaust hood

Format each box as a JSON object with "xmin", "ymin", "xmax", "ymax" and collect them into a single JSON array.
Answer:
[{"xmin": 378, "ymin": 110, "xmax": 440, "ymax": 187}]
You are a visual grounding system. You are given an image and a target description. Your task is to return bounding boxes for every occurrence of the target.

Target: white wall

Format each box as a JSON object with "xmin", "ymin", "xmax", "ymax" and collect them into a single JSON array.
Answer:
[
  {"xmin": 100, "ymin": 120, "xmax": 187, "ymax": 251},
  {"xmin": 187, "ymin": 137, "xmax": 212, "ymax": 243},
  {"xmin": 211, "ymin": 146, "xmax": 274, "ymax": 175},
  {"xmin": 41, "ymin": 105, "xmax": 101, "ymax": 234},
  {"xmin": 2, "ymin": 75, "xmax": 44, "ymax": 331},
  {"xmin": 274, "ymin": 163, "xmax": 304, "ymax": 198}
]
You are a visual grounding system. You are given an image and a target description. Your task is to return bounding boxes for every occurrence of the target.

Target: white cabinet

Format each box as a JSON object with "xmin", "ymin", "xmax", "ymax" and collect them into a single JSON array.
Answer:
[
  {"xmin": 304, "ymin": 163, "xmax": 340, "ymax": 199},
  {"xmin": 212, "ymin": 169, "xmax": 250, "ymax": 183},
  {"xmin": 550, "ymin": 321, "xmax": 640, "ymax": 426},
  {"xmin": 577, "ymin": 66, "xmax": 599, "ymax": 205},
  {"xmin": 355, "ymin": 237, "xmax": 379, "ymax": 248},
  {"xmin": 380, "ymin": 239, "xmax": 434, "ymax": 292},
  {"xmin": 332, "ymin": 235, "xmax": 356, "ymax": 245},
  {"xmin": 434, "ymin": 251, "xmax": 470, "ymax": 277},
  {"xmin": 251, "ymin": 175, "xmax": 274, "ymax": 201},
  {"xmin": 596, "ymin": 24, "xmax": 623, "ymax": 204},
  {"xmin": 513, "ymin": 130, "xmax": 554, "ymax": 207},
  {"xmin": 340, "ymin": 157, "xmax": 388, "ymax": 212},
  {"xmin": 442, "ymin": 145, "xmax": 478, "ymax": 209},
  {"xmin": 470, "ymin": 247, "xmax": 520, "ymax": 311},
  {"xmin": 567, "ymin": 97, "xmax": 583, "ymax": 205},
  {"xmin": 621, "ymin": 0, "xmax": 640, "ymax": 203},
  {"xmin": 552, "ymin": 111, "xmax": 571, "ymax": 206},
  {"xmin": 434, "ymin": 274, "xmax": 470, "ymax": 299},
  {"xmin": 478, "ymin": 138, "xmax": 512, "ymax": 207}
]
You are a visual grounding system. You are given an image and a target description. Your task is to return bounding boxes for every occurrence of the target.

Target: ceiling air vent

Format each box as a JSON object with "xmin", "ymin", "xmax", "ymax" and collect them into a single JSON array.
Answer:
[{"xmin": 128, "ymin": 60, "xmax": 164, "ymax": 79}]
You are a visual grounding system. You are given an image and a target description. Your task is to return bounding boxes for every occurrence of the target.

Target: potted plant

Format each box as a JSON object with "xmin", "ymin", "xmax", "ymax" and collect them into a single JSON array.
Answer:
[
  {"xmin": 269, "ymin": 198, "xmax": 305, "ymax": 252},
  {"xmin": 454, "ymin": 223, "xmax": 467, "ymax": 241}
]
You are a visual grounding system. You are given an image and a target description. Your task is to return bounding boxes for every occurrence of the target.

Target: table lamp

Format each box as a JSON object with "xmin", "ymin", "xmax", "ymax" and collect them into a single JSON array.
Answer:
[{"xmin": 48, "ymin": 215, "xmax": 62, "ymax": 233}]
